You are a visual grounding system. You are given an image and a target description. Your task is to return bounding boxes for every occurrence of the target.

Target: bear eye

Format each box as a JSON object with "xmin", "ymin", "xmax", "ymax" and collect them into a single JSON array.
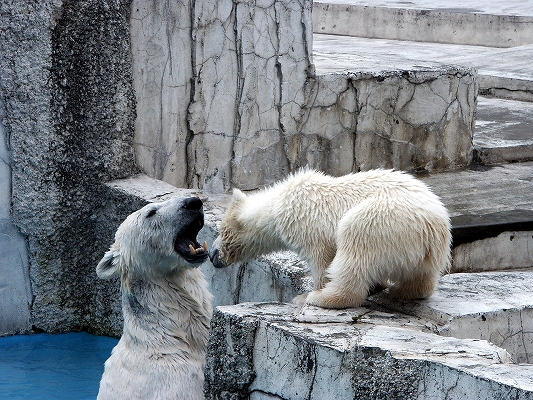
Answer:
[{"xmin": 146, "ymin": 209, "xmax": 157, "ymax": 218}]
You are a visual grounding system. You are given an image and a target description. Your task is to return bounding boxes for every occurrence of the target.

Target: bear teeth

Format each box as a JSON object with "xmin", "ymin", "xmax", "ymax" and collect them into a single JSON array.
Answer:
[{"xmin": 189, "ymin": 241, "xmax": 208, "ymax": 255}]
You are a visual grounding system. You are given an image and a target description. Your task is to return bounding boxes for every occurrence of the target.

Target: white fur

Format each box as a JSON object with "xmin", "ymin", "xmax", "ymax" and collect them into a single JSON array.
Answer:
[
  {"xmin": 96, "ymin": 197, "xmax": 212, "ymax": 400},
  {"xmin": 216, "ymin": 169, "xmax": 451, "ymax": 309}
]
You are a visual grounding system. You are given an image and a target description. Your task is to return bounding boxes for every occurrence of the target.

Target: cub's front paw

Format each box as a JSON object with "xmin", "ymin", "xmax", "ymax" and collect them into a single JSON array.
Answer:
[
  {"xmin": 304, "ymin": 290, "xmax": 327, "ymax": 307},
  {"xmin": 291, "ymin": 293, "xmax": 309, "ymax": 306},
  {"xmin": 305, "ymin": 289, "xmax": 363, "ymax": 309}
]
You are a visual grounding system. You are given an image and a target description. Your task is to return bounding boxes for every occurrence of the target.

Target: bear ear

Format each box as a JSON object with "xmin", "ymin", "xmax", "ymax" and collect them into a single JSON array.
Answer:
[
  {"xmin": 96, "ymin": 247, "xmax": 120, "ymax": 279},
  {"xmin": 232, "ymin": 188, "xmax": 247, "ymax": 203}
]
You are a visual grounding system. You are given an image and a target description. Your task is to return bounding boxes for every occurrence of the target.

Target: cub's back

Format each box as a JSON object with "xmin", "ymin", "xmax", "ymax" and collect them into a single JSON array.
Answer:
[{"xmin": 277, "ymin": 169, "xmax": 439, "ymax": 216}]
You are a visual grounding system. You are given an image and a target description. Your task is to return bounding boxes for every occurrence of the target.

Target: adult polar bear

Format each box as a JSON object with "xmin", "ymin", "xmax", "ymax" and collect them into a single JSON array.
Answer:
[
  {"xmin": 96, "ymin": 197, "xmax": 212, "ymax": 400},
  {"xmin": 210, "ymin": 169, "xmax": 451, "ymax": 309}
]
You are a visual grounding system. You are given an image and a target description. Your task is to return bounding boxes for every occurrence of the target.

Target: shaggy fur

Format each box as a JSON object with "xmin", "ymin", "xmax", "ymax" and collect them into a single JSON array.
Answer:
[
  {"xmin": 210, "ymin": 169, "xmax": 451, "ymax": 309},
  {"xmin": 96, "ymin": 197, "xmax": 212, "ymax": 400}
]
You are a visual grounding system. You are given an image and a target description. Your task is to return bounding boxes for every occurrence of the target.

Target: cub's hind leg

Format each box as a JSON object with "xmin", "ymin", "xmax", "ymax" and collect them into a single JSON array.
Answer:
[{"xmin": 387, "ymin": 271, "xmax": 439, "ymax": 300}]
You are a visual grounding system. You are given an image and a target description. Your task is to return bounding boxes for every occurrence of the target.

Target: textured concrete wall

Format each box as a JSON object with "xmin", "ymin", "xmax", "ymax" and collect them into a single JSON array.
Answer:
[
  {"xmin": 0, "ymin": 1, "xmax": 61, "ymax": 335},
  {"xmin": 351, "ymin": 67, "xmax": 476, "ymax": 172},
  {"xmin": 131, "ymin": 0, "xmax": 475, "ymax": 193},
  {"xmin": 0, "ymin": 0, "xmax": 139, "ymax": 334},
  {"xmin": 130, "ymin": 0, "xmax": 193, "ymax": 188},
  {"xmin": 188, "ymin": 0, "xmax": 313, "ymax": 192},
  {"xmin": 302, "ymin": 67, "xmax": 476, "ymax": 174},
  {"xmin": 313, "ymin": 2, "xmax": 533, "ymax": 48}
]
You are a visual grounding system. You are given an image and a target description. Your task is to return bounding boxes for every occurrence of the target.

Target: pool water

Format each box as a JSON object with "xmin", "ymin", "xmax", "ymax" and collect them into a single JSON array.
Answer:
[{"xmin": 0, "ymin": 332, "xmax": 118, "ymax": 400}]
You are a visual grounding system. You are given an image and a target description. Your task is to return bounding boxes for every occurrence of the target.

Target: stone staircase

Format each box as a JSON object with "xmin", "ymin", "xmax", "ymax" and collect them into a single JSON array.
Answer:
[{"xmin": 313, "ymin": 0, "xmax": 533, "ymax": 163}]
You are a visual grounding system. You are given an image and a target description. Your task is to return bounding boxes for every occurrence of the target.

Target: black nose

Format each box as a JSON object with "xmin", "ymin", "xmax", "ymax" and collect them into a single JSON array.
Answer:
[
  {"xmin": 183, "ymin": 197, "xmax": 203, "ymax": 211},
  {"xmin": 209, "ymin": 247, "xmax": 228, "ymax": 269}
]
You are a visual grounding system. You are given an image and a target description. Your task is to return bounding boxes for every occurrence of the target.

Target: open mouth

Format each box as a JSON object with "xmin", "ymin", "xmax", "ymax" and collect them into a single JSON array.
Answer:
[{"xmin": 174, "ymin": 216, "xmax": 209, "ymax": 264}]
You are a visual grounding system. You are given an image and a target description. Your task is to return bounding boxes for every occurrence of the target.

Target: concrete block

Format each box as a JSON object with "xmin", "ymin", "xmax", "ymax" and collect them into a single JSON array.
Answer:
[
  {"xmin": 205, "ymin": 302, "xmax": 533, "ymax": 399},
  {"xmin": 349, "ymin": 67, "xmax": 476, "ymax": 172},
  {"xmin": 188, "ymin": 0, "xmax": 313, "ymax": 193},
  {"xmin": 202, "ymin": 251, "xmax": 312, "ymax": 308},
  {"xmin": 312, "ymin": 0, "xmax": 533, "ymax": 48},
  {"xmin": 453, "ymin": 230, "xmax": 533, "ymax": 272},
  {"xmin": 303, "ymin": 69, "xmax": 476, "ymax": 173},
  {"xmin": 474, "ymin": 97, "xmax": 533, "ymax": 165}
]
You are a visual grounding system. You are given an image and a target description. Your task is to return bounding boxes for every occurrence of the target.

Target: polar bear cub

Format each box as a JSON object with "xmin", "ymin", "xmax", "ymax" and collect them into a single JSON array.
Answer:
[
  {"xmin": 96, "ymin": 197, "xmax": 212, "ymax": 400},
  {"xmin": 210, "ymin": 169, "xmax": 451, "ymax": 309}
]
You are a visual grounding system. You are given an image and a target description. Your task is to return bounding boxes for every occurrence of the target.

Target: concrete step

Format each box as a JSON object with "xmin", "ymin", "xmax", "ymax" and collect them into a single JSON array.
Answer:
[
  {"xmin": 313, "ymin": 0, "xmax": 533, "ymax": 47},
  {"xmin": 370, "ymin": 269, "xmax": 533, "ymax": 364},
  {"xmin": 205, "ymin": 268, "xmax": 533, "ymax": 398},
  {"xmin": 313, "ymin": 33, "xmax": 533, "ymax": 101},
  {"xmin": 474, "ymin": 97, "xmax": 533, "ymax": 164}
]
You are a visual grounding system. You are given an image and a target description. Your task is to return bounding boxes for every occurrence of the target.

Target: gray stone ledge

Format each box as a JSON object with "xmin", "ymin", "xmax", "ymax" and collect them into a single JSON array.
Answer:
[
  {"xmin": 106, "ymin": 173, "xmax": 206, "ymax": 203},
  {"xmin": 205, "ymin": 302, "xmax": 533, "ymax": 399},
  {"xmin": 371, "ymin": 270, "xmax": 533, "ymax": 364},
  {"xmin": 313, "ymin": 0, "xmax": 533, "ymax": 48}
]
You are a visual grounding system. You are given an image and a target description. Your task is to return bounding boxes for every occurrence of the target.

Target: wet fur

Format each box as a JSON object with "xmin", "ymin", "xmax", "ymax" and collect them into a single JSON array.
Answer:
[
  {"xmin": 96, "ymin": 197, "xmax": 212, "ymax": 400},
  {"xmin": 214, "ymin": 169, "xmax": 451, "ymax": 309}
]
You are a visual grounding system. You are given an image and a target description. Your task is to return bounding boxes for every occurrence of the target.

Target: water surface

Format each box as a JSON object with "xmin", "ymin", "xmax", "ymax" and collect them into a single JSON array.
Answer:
[{"xmin": 0, "ymin": 332, "xmax": 118, "ymax": 400}]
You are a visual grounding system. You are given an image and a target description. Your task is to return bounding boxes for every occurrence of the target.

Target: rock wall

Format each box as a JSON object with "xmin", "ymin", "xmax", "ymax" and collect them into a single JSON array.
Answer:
[
  {"xmin": 0, "ymin": 0, "xmax": 138, "ymax": 334},
  {"xmin": 188, "ymin": 0, "xmax": 313, "ymax": 192},
  {"xmin": 205, "ymin": 302, "xmax": 533, "ymax": 400},
  {"xmin": 130, "ymin": 0, "xmax": 194, "ymax": 188},
  {"xmin": 0, "ymin": 96, "xmax": 32, "ymax": 335},
  {"xmin": 131, "ymin": 0, "xmax": 314, "ymax": 192}
]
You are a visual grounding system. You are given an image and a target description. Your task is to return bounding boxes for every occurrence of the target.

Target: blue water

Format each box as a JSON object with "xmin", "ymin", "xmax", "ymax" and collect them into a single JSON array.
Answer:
[{"xmin": 0, "ymin": 332, "xmax": 118, "ymax": 400}]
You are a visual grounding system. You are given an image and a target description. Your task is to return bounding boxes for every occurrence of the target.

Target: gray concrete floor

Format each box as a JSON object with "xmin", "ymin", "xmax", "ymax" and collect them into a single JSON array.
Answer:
[
  {"xmin": 312, "ymin": 34, "xmax": 533, "ymax": 87},
  {"xmin": 422, "ymin": 161, "xmax": 533, "ymax": 218}
]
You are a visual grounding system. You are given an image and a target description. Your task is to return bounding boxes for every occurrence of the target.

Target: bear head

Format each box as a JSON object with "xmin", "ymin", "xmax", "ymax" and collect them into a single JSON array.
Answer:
[
  {"xmin": 96, "ymin": 196, "xmax": 209, "ymax": 285},
  {"xmin": 210, "ymin": 189, "xmax": 250, "ymax": 269}
]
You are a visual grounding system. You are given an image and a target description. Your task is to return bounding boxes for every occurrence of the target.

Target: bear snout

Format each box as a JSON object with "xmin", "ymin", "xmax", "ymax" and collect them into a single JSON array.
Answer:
[
  {"xmin": 209, "ymin": 247, "xmax": 227, "ymax": 269},
  {"xmin": 182, "ymin": 197, "xmax": 203, "ymax": 211}
]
